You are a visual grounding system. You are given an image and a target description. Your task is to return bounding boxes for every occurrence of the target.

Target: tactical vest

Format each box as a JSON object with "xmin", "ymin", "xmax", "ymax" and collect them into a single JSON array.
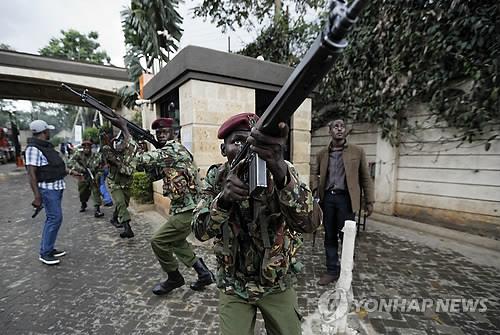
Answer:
[
  {"xmin": 210, "ymin": 163, "xmax": 303, "ymax": 291},
  {"xmin": 27, "ymin": 137, "xmax": 66, "ymax": 182}
]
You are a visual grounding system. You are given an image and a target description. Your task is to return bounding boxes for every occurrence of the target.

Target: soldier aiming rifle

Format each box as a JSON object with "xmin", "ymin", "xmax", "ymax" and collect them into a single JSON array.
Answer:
[{"xmin": 193, "ymin": 0, "xmax": 368, "ymax": 333}]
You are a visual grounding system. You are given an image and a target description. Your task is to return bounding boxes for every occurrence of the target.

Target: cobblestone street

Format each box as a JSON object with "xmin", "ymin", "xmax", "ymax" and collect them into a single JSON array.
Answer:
[{"xmin": 1, "ymin": 163, "xmax": 499, "ymax": 334}]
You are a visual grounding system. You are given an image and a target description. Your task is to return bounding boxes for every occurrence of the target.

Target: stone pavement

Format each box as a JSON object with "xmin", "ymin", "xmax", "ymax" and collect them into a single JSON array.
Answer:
[{"xmin": 0, "ymin": 163, "xmax": 499, "ymax": 334}]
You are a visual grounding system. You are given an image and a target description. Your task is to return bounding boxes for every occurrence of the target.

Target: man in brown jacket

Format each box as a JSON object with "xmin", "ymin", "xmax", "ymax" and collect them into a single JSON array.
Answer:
[{"xmin": 312, "ymin": 119, "xmax": 375, "ymax": 285}]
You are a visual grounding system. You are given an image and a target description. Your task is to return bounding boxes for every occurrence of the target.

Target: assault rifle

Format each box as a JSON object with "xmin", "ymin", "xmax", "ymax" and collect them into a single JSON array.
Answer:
[
  {"xmin": 231, "ymin": 0, "xmax": 368, "ymax": 195},
  {"xmin": 61, "ymin": 84, "xmax": 162, "ymax": 149}
]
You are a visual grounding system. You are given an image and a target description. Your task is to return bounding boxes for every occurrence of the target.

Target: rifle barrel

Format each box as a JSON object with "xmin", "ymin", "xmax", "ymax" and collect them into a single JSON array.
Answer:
[
  {"xmin": 61, "ymin": 83, "xmax": 162, "ymax": 149},
  {"xmin": 255, "ymin": 0, "xmax": 368, "ymax": 136}
]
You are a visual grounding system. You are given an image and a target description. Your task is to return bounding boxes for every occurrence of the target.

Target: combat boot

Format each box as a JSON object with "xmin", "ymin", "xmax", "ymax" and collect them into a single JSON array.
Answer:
[
  {"xmin": 119, "ymin": 220, "xmax": 134, "ymax": 238},
  {"xmin": 152, "ymin": 270, "xmax": 185, "ymax": 295},
  {"xmin": 109, "ymin": 212, "xmax": 123, "ymax": 228},
  {"xmin": 94, "ymin": 206, "xmax": 104, "ymax": 218},
  {"xmin": 79, "ymin": 202, "xmax": 87, "ymax": 212},
  {"xmin": 190, "ymin": 258, "xmax": 215, "ymax": 291}
]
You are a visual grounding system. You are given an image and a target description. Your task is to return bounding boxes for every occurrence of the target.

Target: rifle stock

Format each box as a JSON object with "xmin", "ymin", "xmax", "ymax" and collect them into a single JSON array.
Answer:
[
  {"xmin": 61, "ymin": 84, "xmax": 162, "ymax": 149},
  {"xmin": 231, "ymin": 0, "xmax": 368, "ymax": 194}
]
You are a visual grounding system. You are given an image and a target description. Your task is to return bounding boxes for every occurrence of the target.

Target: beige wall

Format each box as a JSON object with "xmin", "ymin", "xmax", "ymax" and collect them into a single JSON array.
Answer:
[
  {"xmin": 396, "ymin": 103, "xmax": 500, "ymax": 231},
  {"xmin": 179, "ymin": 80, "xmax": 255, "ymax": 177},
  {"xmin": 291, "ymin": 99, "xmax": 312, "ymax": 184}
]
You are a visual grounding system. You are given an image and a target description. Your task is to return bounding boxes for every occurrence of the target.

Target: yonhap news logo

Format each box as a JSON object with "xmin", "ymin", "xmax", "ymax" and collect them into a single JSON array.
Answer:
[
  {"xmin": 302, "ymin": 289, "xmax": 489, "ymax": 335},
  {"xmin": 352, "ymin": 296, "xmax": 488, "ymax": 313}
]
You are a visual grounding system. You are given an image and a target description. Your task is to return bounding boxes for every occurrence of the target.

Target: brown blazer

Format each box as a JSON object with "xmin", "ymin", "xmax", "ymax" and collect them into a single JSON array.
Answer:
[{"xmin": 311, "ymin": 142, "xmax": 375, "ymax": 212}]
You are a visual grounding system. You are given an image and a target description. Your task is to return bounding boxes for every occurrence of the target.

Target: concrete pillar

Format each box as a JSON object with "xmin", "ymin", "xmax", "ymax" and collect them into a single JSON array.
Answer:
[
  {"xmin": 290, "ymin": 98, "xmax": 312, "ymax": 185},
  {"xmin": 374, "ymin": 128, "xmax": 399, "ymax": 215}
]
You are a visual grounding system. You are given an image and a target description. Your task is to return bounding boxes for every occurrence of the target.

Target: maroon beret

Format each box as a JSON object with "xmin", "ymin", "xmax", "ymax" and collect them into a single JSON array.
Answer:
[
  {"xmin": 152, "ymin": 118, "xmax": 174, "ymax": 130},
  {"xmin": 81, "ymin": 140, "xmax": 93, "ymax": 146},
  {"xmin": 217, "ymin": 113, "xmax": 259, "ymax": 139}
]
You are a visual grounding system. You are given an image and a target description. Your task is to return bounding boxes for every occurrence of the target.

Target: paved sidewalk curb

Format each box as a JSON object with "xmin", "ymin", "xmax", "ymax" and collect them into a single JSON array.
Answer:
[{"xmin": 370, "ymin": 213, "xmax": 500, "ymax": 252}]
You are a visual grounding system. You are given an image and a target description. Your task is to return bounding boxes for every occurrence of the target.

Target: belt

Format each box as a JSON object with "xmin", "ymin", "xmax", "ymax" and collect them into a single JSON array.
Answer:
[{"xmin": 327, "ymin": 189, "xmax": 347, "ymax": 195}]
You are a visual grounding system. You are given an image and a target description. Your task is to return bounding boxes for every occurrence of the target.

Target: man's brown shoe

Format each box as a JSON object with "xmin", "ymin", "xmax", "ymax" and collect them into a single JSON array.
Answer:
[{"xmin": 317, "ymin": 273, "xmax": 339, "ymax": 286}]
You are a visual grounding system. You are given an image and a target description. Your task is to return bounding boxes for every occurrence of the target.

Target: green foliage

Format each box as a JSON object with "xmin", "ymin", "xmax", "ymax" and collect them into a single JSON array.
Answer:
[
  {"xmin": 121, "ymin": 0, "xmax": 183, "ymax": 70},
  {"xmin": 132, "ymin": 110, "xmax": 143, "ymax": 125},
  {"xmin": 200, "ymin": 0, "xmax": 499, "ymax": 145},
  {"xmin": 239, "ymin": 13, "xmax": 317, "ymax": 66},
  {"xmin": 39, "ymin": 29, "xmax": 111, "ymax": 64},
  {"xmin": 117, "ymin": 85, "xmax": 139, "ymax": 109},
  {"xmin": 31, "ymin": 102, "xmax": 83, "ymax": 132},
  {"xmin": 50, "ymin": 136, "xmax": 64, "ymax": 146},
  {"xmin": 0, "ymin": 43, "xmax": 14, "ymax": 51},
  {"xmin": 131, "ymin": 171, "xmax": 153, "ymax": 203},
  {"xmin": 0, "ymin": 100, "xmax": 15, "ymax": 128},
  {"xmin": 193, "ymin": 0, "xmax": 326, "ymax": 31},
  {"xmin": 314, "ymin": 0, "xmax": 499, "ymax": 144},
  {"xmin": 83, "ymin": 127, "xmax": 99, "ymax": 143},
  {"xmin": 119, "ymin": 0, "xmax": 183, "ymax": 108}
]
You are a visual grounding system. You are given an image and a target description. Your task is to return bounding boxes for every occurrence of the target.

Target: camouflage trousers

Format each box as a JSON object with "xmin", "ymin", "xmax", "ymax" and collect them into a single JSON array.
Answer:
[
  {"xmin": 150, "ymin": 210, "xmax": 198, "ymax": 273},
  {"xmin": 78, "ymin": 180, "xmax": 102, "ymax": 207},
  {"xmin": 110, "ymin": 185, "xmax": 131, "ymax": 224},
  {"xmin": 219, "ymin": 288, "xmax": 302, "ymax": 335}
]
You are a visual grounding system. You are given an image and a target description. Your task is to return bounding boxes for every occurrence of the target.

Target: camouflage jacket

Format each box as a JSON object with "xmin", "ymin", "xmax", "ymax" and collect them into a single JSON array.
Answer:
[
  {"xmin": 101, "ymin": 141, "xmax": 137, "ymax": 188},
  {"xmin": 67, "ymin": 149, "xmax": 103, "ymax": 182},
  {"xmin": 135, "ymin": 140, "xmax": 199, "ymax": 215},
  {"xmin": 192, "ymin": 161, "xmax": 317, "ymax": 301}
]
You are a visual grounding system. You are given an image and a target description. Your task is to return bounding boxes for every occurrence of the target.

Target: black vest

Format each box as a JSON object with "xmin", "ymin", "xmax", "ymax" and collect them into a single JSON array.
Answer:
[{"xmin": 27, "ymin": 137, "xmax": 67, "ymax": 182}]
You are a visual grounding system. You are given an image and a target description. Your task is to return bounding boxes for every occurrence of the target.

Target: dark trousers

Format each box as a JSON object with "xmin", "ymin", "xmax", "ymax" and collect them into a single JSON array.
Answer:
[{"xmin": 322, "ymin": 191, "xmax": 355, "ymax": 275}]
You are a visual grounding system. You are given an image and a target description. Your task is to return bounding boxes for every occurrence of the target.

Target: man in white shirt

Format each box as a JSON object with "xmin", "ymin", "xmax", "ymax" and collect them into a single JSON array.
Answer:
[{"xmin": 25, "ymin": 120, "xmax": 67, "ymax": 265}]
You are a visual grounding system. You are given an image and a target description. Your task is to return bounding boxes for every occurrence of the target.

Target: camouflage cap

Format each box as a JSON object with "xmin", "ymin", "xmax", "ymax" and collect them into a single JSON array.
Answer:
[
  {"xmin": 217, "ymin": 113, "xmax": 259, "ymax": 139},
  {"xmin": 152, "ymin": 118, "xmax": 174, "ymax": 130}
]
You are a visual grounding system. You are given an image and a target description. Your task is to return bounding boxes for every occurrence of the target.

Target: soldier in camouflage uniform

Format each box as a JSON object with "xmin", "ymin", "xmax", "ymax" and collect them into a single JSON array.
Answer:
[
  {"xmin": 100, "ymin": 132, "xmax": 137, "ymax": 238},
  {"xmin": 192, "ymin": 113, "xmax": 318, "ymax": 335},
  {"xmin": 115, "ymin": 117, "xmax": 214, "ymax": 295},
  {"xmin": 67, "ymin": 140, "xmax": 105, "ymax": 218}
]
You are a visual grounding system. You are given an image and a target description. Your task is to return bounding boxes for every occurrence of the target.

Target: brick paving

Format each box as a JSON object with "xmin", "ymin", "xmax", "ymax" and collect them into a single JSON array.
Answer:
[{"xmin": 0, "ymin": 163, "xmax": 499, "ymax": 334}]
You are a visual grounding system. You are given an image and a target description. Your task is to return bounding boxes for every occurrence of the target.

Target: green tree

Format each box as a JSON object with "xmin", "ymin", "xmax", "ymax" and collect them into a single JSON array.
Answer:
[
  {"xmin": 196, "ymin": 0, "xmax": 499, "ymax": 144},
  {"xmin": 314, "ymin": 0, "xmax": 499, "ymax": 144},
  {"xmin": 239, "ymin": 13, "xmax": 317, "ymax": 66},
  {"xmin": 31, "ymin": 102, "xmax": 82, "ymax": 133},
  {"xmin": 0, "ymin": 100, "xmax": 32, "ymax": 130},
  {"xmin": 0, "ymin": 43, "xmax": 15, "ymax": 51},
  {"xmin": 39, "ymin": 29, "xmax": 111, "ymax": 64},
  {"xmin": 193, "ymin": 0, "xmax": 325, "ymax": 31},
  {"xmin": 0, "ymin": 100, "xmax": 15, "ymax": 127},
  {"xmin": 119, "ymin": 0, "xmax": 184, "ymax": 107},
  {"xmin": 83, "ymin": 127, "xmax": 99, "ymax": 143}
]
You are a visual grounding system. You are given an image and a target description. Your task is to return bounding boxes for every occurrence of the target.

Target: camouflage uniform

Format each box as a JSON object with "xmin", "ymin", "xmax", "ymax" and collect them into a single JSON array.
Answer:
[
  {"xmin": 67, "ymin": 149, "xmax": 103, "ymax": 208},
  {"xmin": 192, "ymin": 161, "xmax": 317, "ymax": 335},
  {"xmin": 135, "ymin": 139, "xmax": 200, "ymax": 273},
  {"xmin": 101, "ymin": 141, "xmax": 136, "ymax": 225}
]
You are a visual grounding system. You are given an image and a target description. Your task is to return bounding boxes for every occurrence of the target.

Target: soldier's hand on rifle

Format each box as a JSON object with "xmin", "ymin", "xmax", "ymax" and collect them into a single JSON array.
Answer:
[
  {"xmin": 219, "ymin": 161, "xmax": 249, "ymax": 208},
  {"xmin": 247, "ymin": 122, "xmax": 289, "ymax": 187}
]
